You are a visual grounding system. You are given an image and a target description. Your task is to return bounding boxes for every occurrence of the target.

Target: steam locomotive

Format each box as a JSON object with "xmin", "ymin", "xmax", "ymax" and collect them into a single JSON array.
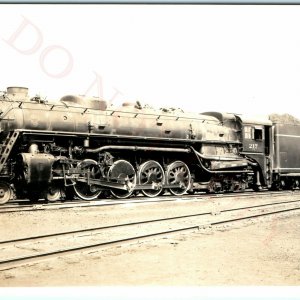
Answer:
[{"xmin": 0, "ymin": 86, "xmax": 299, "ymax": 204}]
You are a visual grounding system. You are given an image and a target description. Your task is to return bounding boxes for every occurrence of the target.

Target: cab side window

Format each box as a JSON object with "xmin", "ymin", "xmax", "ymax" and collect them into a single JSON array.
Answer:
[
  {"xmin": 244, "ymin": 126, "xmax": 263, "ymax": 140},
  {"xmin": 254, "ymin": 128, "xmax": 263, "ymax": 140},
  {"xmin": 244, "ymin": 126, "xmax": 253, "ymax": 139}
]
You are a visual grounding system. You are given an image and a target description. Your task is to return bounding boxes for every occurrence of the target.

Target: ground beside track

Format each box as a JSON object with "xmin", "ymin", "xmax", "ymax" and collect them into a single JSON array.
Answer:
[{"xmin": 1, "ymin": 198, "xmax": 300, "ymax": 285}]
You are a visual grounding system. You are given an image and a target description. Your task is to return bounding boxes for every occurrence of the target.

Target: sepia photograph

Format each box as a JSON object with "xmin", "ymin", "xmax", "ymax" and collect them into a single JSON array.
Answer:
[{"xmin": 0, "ymin": 3, "xmax": 300, "ymax": 296}]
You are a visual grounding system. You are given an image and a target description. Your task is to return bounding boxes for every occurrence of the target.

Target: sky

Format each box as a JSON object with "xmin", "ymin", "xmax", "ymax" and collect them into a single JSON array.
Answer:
[{"xmin": 1, "ymin": 5, "xmax": 300, "ymax": 118}]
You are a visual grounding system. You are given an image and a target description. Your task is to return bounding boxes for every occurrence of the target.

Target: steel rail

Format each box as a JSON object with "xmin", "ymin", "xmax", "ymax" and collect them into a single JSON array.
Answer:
[{"xmin": 0, "ymin": 190, "xmax": 298, "ymax": 214}]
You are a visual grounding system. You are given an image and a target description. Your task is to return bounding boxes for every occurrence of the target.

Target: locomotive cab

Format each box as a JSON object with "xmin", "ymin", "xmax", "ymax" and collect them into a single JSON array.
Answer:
[{"xmin": 237, "ymin": 115, "xmax": 273, "ymax": 189}]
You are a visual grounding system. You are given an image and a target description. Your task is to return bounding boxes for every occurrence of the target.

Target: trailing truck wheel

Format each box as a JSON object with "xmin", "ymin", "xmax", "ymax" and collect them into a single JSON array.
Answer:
[
  {"xmin": 166, "ymin": 161, "xmax": 191, "ymax": 196},
  {"xmin": 73, "ymin": 159, "xmax": 102, "ymax": 201},
  {"xmin": 0, "ymin": 181, "xmax": 13, "ymax": 204},
  {"xmin": 138, "ymin": 160, "xmax": 165, "ymax": 198}
]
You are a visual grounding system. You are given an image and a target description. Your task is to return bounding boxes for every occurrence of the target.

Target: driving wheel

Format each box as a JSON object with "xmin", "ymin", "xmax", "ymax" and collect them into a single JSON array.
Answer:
[
  {"xmin": 137, "ymin": 160, "xmax": 165, "ymax": 197},
  {"xmin": 73, "ymin": 159, "xmax": 102, "ymax": 200},
  {"xmin": 166, "ymin": 161, "xmax": 191, "ymax": 196},
  {"xmin": 108, "ymin": 160, "xmax": 136, "ymax": 199}
]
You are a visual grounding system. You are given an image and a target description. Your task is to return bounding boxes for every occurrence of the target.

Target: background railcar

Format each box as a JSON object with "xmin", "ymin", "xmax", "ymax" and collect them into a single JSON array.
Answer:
[{"xmin": 272, "ymin": 122, "xmax": 300, "ymax": 189}]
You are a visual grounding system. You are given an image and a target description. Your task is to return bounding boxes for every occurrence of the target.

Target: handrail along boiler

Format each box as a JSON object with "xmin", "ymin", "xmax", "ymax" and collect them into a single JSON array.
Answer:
[{"xmin": 0, "ymin": 86, "xmax": 298, "ymax": 204}]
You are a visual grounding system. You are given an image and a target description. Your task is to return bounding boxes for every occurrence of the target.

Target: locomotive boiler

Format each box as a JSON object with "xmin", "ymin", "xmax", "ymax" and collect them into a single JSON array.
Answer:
[{"xmin": 0, "ymin": 86, "xmax": 297, "ymax": 204}]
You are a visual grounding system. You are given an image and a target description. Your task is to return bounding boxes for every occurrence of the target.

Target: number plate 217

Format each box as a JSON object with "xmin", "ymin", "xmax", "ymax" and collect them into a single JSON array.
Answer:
[{"xmin": 249, "ymin": 143, "xmax": 258, "ymax": 150}]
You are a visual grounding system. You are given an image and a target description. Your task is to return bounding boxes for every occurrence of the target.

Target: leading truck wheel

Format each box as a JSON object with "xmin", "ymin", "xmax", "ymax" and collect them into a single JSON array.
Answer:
[
  {"xmin": 0, "ymin": 181, "xmax": 13, "ymax": 204},
  {"xmin": 45, "ymin": 184, "xmax": 64, "ymax": 202}
]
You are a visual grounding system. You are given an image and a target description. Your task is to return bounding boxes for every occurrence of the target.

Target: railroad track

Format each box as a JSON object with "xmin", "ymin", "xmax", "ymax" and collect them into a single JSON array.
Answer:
[
  {"xmin": 0, "ymin": 190, "xmax": 298, "ymax": 214},
  {"xmin": 1, "ymin": 197, "xmax": 300, "ymax": 271}
]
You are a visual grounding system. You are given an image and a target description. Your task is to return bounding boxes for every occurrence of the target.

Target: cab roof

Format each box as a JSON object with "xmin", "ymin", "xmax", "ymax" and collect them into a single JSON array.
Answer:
[{"xmin": 235, "ymin": 114, "xmax": 272, "ymax": 126}]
